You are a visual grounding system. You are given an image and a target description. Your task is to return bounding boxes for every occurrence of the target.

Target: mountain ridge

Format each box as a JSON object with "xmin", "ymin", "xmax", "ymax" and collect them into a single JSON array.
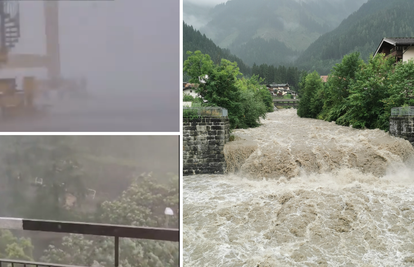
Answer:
[
  {"xmin": 188, "ymin": 0, "xmax": 367, "ymax": 65},
  {"xmin": 295, "ymin": 0, "xmax": 414, "ymax": 74},
  {"xmin": 183, "ymin": 22, "xmax": 251, "ymax": 80}
]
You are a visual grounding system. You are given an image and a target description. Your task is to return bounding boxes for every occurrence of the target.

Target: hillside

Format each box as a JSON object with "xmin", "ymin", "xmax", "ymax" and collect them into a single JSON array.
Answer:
[
  {"xmin": 183, "ymin": 22, "xmax": 251, "ymax": 79},
  {"xmin": 183, "ymin": 22, "xmax": 305, "ymax": 88},
  {"xmin": 296, "ymin": 0, "xmax": 414, "ymax": 74},
  {"xmin": 230, "ymin": 37, "xmax": 298, "ymax": 66},
  {"xmin": 196, "ymin": 0, "xmax": 367, "ymax": 65}
]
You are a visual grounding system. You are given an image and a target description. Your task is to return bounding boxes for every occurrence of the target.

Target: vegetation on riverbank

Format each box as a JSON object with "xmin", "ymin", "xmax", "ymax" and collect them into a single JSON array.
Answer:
[
  {"xmin": 298, "ymin": 52, "xmax": 414, "ymax": 131},
  {"xmin": 183, "ymin": 51, "xmax": 273, "ymax": 129}
]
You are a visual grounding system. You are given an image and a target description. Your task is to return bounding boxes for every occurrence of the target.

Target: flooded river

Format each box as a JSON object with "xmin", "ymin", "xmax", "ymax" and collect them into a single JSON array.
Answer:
[{"xmin": 183, "ymin": 109, "xmax": 414, "ymax": 266}]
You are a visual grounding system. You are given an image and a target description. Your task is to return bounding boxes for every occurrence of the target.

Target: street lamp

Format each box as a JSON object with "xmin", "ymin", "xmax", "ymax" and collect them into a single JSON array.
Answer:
[{"xmin": 164, "ymin": 207, "xmax": 174, "ymax": 227}]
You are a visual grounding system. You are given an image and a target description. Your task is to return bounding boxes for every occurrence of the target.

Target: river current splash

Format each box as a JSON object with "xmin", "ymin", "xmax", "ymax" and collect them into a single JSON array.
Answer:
[{"xmin": 184, "ymin": 110, "xmax": 414, "ymax": 266}]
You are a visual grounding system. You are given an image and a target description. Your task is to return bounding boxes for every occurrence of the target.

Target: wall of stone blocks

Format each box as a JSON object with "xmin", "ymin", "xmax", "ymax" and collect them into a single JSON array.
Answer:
[
  {"xmin": 389, "ymin": 116, "xmax": 414, "ymax": 146},
  {"xmin": 183, "ymin": 117, "xmax": 230, "ymax": 175}
]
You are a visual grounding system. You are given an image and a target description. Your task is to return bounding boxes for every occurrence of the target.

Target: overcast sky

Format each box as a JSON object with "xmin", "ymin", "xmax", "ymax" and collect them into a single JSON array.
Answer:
[{"xmin": 184, "ymin": 0, "xmax": 228, "ymax": 7}]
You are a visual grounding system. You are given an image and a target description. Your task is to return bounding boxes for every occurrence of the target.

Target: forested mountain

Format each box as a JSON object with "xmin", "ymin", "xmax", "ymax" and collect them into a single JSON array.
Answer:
[
  {"xmin": 193, "ymin": 0, "xmax": 367, "ymax": 65},
  {"xmin": 183, "ymin": 22, "xmax": 304, "ymax": 88},
  {"xmin": 231, "ymin": 38, "xmax": 297, "ymax": 66},
  {"xmin": 296, "ymin": 0, "xmax": 414, "ymax": 74},
  {"xmin": 183, "ymin": 22, "xmax": 251, "ymax": 78}
]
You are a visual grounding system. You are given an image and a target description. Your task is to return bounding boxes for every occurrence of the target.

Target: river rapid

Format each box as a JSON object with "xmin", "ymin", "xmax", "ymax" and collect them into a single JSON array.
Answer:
[{"xmin": 183, "ymin": 109, "xmax": 414, "ymax": 267}]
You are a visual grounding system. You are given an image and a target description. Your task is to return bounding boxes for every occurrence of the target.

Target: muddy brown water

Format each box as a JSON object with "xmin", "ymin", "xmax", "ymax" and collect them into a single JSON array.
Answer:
[{"xmin": 184, "ymin": 109, "xmax": 414, "ymax": 266}]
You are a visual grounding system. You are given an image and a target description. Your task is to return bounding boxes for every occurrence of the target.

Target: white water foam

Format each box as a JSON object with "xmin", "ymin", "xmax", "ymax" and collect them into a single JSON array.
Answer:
[{"xmin": 184, "ymin": 110, "xmax": 414, "ymax": 266}]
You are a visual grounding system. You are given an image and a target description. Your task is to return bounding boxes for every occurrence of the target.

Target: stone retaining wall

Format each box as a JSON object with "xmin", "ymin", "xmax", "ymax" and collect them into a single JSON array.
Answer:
[
  {"xmin": 389, "ymin": 116, "xmax": 414, "ymax": 146},
  {"xmin": 183, "ymin": 117, "xmax": 230, "ymax": 175}
]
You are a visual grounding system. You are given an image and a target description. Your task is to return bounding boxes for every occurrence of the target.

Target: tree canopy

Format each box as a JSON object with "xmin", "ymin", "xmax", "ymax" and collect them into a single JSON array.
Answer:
[
  {"xmin": 184, "ymin": 51, "xmax": 272, "ymax": 129},
  {"xmin": 297, "ymin": 52, "xmax": 414, "ymax": 131},
  {"xmin": 41, "ymin": 173, "xmax": 179, "ymax": 267}
]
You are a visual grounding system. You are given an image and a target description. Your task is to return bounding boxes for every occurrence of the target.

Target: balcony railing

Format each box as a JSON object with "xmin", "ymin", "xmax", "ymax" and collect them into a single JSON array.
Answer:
[
  {"xmin": 0, "ymin": 217, "xmax": 179, "ymax": 267},
  {"xmin": 0, "ymin": 258, "xmax": 86, "ymax": 267}
]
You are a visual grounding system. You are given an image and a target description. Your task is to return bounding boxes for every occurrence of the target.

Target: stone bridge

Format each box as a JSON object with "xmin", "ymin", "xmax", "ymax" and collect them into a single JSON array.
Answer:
[{"xmin": 273, "ymin": 99, "xmax": 299, "ymax": 107}]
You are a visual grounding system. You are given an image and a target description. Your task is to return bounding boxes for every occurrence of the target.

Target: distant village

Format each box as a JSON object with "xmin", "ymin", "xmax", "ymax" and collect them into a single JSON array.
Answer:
[
  {"xmin": 183, "ymin": 82, "xmax": 297, "ymax": 99},
  {"xmin": 266, "ymin": 83, "xmax": 297, "ymax": 98}
]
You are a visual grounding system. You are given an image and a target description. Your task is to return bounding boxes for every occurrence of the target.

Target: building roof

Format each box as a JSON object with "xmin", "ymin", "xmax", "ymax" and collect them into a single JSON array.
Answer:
[
  {"xmin": 320, "ymin": 75, "xmax": 328, "ymax": 82},
  {"xmin": 374, "ymin": 37, "xmax": 414, "ymax": 57},
  {"xmin": 183, "ymin": 83, "xmax": 199, "ymax": 91}
]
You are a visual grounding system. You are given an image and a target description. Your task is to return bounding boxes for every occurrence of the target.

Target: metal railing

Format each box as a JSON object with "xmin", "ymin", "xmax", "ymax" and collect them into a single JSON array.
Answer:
[
  {"xmin": 391, "ymin": 106, "xmax": 414, "ymax": 116},
  {"xmin": 273, "ymin": 99, "xmax": 299, "ymax": 106},
  {"xmin": 0, "ymin": 217, "xmax": 179, "ymax": 267},
  {"xmin": 272, "ymin": 99, "xmax": 300, "ymax": 102},
  {"xmin": 183, "ymin": 106, "xmax": 228, "ymax": 117},
  {"xmin": 0, "ymin": 258, "xmax": 86, "ymax": 267}
]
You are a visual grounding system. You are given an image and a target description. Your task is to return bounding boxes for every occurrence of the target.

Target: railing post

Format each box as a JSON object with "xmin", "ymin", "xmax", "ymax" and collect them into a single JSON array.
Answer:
[{"xmin": 114, "ymin": 236, "xmax": 119, "ymax": 267}]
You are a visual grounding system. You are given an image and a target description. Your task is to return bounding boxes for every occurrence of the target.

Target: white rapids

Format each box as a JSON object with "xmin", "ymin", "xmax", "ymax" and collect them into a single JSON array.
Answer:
[{"xmin": 183, "ymin": 109, "xmax": 414, "ymax": 267}]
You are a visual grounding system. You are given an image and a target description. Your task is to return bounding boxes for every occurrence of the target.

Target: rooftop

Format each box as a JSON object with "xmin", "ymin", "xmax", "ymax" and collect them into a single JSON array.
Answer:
[
  {"xmin": 374, "ymin": 37, "xmax": 414, "ymax": 57},
  {"xmin": 183, "ymin": 83, "xmax": 199, "ymax": 90},
  {"xmin": 382, "ymin": 37, "xmax": 414, "ymax": 45}
]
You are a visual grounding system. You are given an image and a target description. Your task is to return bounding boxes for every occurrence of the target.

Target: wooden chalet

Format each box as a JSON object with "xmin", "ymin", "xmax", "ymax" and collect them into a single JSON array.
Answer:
[{"xmin": 374, "ymin": 37, "xmax": 414, "ymax": 63}]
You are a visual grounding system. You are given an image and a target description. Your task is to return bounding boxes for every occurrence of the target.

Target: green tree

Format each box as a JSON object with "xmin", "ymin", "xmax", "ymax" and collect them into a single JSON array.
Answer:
[
  {"xmin": 0, "ymin": 230, "xmax": 34, "ymax": 261},
  {"xmin": 184, "ymin": 51, "xmax": 274, "ymax": 129},
  {"xmin": 184, "ymin": 51, "xmax": 244, "ymax": 128},
  {"xmin": 257, "ymin": 88, "xmax": 274, "ymax": 113},
  {"xmin": 336, "ymin": 54, "xmax": 394, "ymax": 129},
  {"xmin": 41, "ymin": 173, "xmax": 179, "ymax": 267},
  {"xmin": 319, "ymin": 52, "xmax": 363, "ymax": 121},
  {"xmin": 380, "ymin": 59, "xmax": 414, "ymax": 130},
  {"xmin": 183, "ymin": 94, "xmax": 203, "ymax": 105},
  {"xmin": 238, "ymin": 89, "xmax": 268, "ymax": 128},
  {"xmin": 236, "ymin": 75, "xmax": 273, "ymax": 112},
  {"xmin": 183, "ymin": 95, "xmax": 195, "ymax": 102},
  {"xmin": 297, "ymin": 71, "xmax": 323, "ymax": 118}
]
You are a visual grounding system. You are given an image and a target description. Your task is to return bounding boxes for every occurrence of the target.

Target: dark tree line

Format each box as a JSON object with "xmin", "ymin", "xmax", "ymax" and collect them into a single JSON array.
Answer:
[
  {"xmin": 231, "ymin": 38, "xmax": 298, "ymax": 67},
  {"xmin": 251, "ymin": 64, "xmax": 305, "ymax": 91}
]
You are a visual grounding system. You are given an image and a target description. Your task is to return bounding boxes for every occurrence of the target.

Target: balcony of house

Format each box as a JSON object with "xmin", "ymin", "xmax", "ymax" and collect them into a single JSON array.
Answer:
[
  {"xmin": 388, "ymin": 48, "xmax": 403, "ymax": 62},
  {"xmin": 0, "ymin": 217, "xmax": 179, "ymax": 267}
]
